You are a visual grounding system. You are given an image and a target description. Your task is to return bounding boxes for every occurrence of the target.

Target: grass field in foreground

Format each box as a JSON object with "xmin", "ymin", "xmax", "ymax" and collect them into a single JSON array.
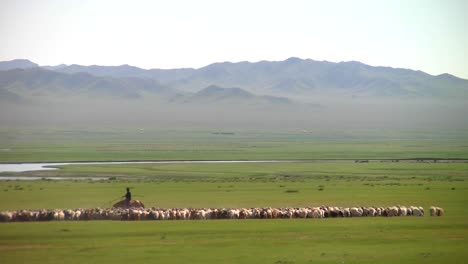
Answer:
[{"xmin": 0, "ymin": 218, "xmax": 466, "ymax": 264}]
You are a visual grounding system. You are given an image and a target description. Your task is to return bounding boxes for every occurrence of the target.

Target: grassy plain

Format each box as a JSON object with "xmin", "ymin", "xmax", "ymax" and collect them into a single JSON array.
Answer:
[
  {"xmin": 0, "ymin": 129, "xmax": 467, "ymax": 263},
  {"xmin": 0, "ymin": 162, "xmax": 467, "ymax": 263},
  {"xmin": 1, "ymin": 218, "xmax": 466, "ymax": 264},
  {"xmin": 1, "ymin": 128, "xmax": 468, "ymax": 162},
  {"xmin": 0, "ymin": 162, "xmax": 465, "ymax": 210}
]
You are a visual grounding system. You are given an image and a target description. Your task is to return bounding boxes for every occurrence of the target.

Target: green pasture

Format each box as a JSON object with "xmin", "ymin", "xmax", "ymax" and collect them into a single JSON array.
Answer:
[
  {"xmin": 1, "ymin": 218, "xmax": 466, "ymax": 264},
  {"xmin": 1, "ymin": 128, "xmax": 468, "ymax": 162},
  {"xmin": 0, "ymin": 161, "xmax": 466, "ymax": 264},
  {"xmin": 1, "ymin": 162, "xmax": 466, "ymax": 210}
]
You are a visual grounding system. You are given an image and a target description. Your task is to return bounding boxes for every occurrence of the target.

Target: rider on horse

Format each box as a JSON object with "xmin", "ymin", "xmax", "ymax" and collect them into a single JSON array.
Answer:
[{"xmin": 123, "ymin": 187, "xmax": 131, "ymax": 205}]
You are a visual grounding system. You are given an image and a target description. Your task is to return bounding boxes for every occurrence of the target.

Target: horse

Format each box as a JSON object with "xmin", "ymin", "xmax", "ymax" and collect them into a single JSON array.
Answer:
[{"xmin": 112, "ymin": 199, "xmax": 145, "ymax": 208}]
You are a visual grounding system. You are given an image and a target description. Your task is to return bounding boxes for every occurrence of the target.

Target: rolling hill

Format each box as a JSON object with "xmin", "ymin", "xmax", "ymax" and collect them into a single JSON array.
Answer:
[{"xmin": 174, "ymin": 85, "xmax": 291, "ymax": 105}]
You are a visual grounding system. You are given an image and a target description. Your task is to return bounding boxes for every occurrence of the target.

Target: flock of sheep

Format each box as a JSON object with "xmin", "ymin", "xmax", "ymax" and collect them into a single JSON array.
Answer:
[{"xmin": 0, "ymin": 206, "xmax": 444, "ymax": 222}]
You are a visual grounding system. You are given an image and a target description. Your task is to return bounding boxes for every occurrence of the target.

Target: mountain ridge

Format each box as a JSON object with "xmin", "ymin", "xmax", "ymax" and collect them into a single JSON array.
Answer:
[
  {"xmin": 0, "ymin": 58, "xmax": 467, "ymax": 99},
  {"xmin": 1, "ymin": 57, "xmax": 466, "ymax": 80}
]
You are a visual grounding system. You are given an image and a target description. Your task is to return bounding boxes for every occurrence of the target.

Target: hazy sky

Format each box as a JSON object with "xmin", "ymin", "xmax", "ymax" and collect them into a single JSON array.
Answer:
[{"xmin": 1, "ymin": 0, "xmax": 467, "ymax": 78}]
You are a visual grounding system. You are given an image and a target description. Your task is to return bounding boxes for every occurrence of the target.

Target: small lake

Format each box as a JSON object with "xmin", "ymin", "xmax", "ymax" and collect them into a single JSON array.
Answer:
[{"xmin": 0, "ymin": 176, "xmax": 109, "ymax": 181}]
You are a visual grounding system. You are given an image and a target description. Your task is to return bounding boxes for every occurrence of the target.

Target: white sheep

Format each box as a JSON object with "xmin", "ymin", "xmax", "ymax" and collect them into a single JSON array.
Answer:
[
  {"xmin": 411, "ymin": 206, "xmax": 423, "ymax": 216},
  {"xmin": 430, "ymin": 206, "xmax": 436, "ymax": 216},
  {"xmin": 350, "ymin": 207, "xmax": 362, "ymax": 217}
]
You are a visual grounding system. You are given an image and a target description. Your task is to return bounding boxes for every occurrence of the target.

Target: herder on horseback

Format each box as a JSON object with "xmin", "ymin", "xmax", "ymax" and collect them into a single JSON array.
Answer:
[
  {"xmin": 112, "ymin": 188, "xmax": 145, "ymax": 208},
  {"xmin": 123, "ymin": 187, "xmax": 132, "ymax": 206}
]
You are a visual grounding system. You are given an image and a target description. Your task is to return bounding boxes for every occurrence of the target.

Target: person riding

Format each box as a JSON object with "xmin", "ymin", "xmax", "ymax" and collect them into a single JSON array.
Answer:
[{"xmin": 123, "ymin": 187, "xmax": 131, "ymax": 205}]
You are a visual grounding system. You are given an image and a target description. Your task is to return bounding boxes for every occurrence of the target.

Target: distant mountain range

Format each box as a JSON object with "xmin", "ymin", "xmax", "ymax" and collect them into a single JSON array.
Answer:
[{"xmin": 0, "ymin": 58, "xmax": 467, "ymax": 103}]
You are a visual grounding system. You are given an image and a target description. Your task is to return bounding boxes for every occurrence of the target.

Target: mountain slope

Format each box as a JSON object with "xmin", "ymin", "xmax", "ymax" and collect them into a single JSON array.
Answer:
[
  {"xmin": 0, "ymin": 68, "xmax": 178, "ymax": 102},
  {"xmin": 174, "ymin": 85, "xmax": 291, "ymax": 105},
  {"xmin": 0, "ymin": 59, "xmax": 38, "ymax": 71}
]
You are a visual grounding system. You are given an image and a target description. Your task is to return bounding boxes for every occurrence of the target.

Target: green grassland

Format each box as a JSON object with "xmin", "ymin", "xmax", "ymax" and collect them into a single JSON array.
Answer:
[
  {"xmin": 1, "ymin": 161, "xmax": 465, "ymax": 210},
  {"xmin": 0, "ymin": 161, "xmax": 467, "ymax": 263},
  {"xmin": 1, "ymin": 218, "xmax": 466, "ymax": 264},
  {"xmin": 0, "ymin": 129, "xmax": 467, "ymax": 263},
  {"xmin": 1, "ymin": 128, "xmax": 468, "ymax": 162}
]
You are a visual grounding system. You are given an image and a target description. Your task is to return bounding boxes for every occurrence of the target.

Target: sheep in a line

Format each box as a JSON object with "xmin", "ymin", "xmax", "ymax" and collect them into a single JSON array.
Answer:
[
  {"xmin": 429, "ymin": 206, "xmax": 444, "ymax": 216},
  {"xmin": 0, "ymin": 205, "xmax": 442, "ymax": 222}
]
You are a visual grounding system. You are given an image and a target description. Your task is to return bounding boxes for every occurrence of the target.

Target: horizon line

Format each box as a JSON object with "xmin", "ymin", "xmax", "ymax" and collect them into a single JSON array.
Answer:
[{"xmin": 0, "ymin": 57, "xmax": 463, "ymax": 79}]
